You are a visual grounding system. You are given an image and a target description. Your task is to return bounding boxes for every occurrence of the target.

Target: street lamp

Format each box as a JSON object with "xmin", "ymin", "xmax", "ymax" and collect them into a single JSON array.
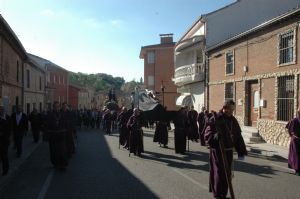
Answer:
[
  {"xmin": 161, "ymin": 80, "xmax": 165, "ymax": 107},
  {"xmin": 135, "ymin": 85, "xmax": 140, "ymax": 109}
]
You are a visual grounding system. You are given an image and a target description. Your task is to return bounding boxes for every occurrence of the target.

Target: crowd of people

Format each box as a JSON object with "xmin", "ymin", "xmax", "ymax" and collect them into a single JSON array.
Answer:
[{"xmin": 0, "ymin": 99, "xmax": 299, "ymax": 199}]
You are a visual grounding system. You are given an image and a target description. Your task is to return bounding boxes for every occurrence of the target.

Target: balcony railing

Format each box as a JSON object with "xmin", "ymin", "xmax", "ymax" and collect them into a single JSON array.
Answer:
[{"xmin": 173, "ymin": 63, "xmax": 205, "ymax": 86}]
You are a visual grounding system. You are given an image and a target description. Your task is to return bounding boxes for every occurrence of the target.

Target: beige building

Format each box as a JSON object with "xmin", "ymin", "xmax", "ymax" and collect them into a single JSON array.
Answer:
[{"xmin": 24, "ymin": 55, "xmax": 46, "ymax": 114}]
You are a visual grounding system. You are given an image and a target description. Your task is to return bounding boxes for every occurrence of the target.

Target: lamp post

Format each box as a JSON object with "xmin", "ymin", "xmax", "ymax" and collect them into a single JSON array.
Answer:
[
  {"xmin": 135, "ymin": 85, "xmax": 140, "ymax": 109},
  {"xmin": 161, "ymin": 80, "xmax": 165, "ymax": 107}
]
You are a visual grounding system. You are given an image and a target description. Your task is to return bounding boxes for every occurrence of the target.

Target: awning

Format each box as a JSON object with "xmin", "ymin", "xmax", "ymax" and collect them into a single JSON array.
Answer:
[{"xmin": 176, "ymin": 94, "xmax": 192, "ymax": 107}]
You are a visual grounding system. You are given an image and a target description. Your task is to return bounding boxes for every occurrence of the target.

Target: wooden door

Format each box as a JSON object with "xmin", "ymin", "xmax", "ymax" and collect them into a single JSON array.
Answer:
[{"xmin": 248, "ymin": 81, "xmax": 259, "ymax": 126}]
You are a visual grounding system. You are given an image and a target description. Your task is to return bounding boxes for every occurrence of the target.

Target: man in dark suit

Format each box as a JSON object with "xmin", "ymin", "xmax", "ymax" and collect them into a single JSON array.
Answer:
[
  {"xmin": 12, "ymin": 105, "xmax": 28, "ymax": 157},
  {"xmin": 0, "ymin": 103, "xmax": 11, "ymax": 175}
]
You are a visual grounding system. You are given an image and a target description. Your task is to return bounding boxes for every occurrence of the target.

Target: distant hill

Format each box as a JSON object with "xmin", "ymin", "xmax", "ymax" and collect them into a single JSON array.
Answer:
[{"xmin": 69, "ymin": 72, "xmax": 125, "ymax": 91}]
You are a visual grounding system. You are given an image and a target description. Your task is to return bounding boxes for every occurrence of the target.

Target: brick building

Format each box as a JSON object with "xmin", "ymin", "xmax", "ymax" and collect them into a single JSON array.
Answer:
[
  {"xmin": 140, "ymin": 34, "xmax": 179, "ymax": 111},
  {"xmin": 0, "ymin": 15, "xmax": 27, "ymax": 114},
  {"xmin": 68, "ymin": 84, "xmax": 81, "ymax": 109},
  {"xmin": 206, "ymin": 1, "xmax": 300, "ymax": 146},
  {"xmin": 29, "ymin": 54, "xmax": 69, "ymax": 110}
]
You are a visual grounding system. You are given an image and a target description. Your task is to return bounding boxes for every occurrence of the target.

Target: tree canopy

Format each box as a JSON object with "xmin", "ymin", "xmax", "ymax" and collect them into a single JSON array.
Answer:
[{"xmin": 69, "ymin": 72, "xmax": 125, "ymax": 91}]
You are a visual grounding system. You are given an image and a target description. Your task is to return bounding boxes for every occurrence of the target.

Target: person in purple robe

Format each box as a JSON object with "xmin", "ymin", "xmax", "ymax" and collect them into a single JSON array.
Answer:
[
  {"xmin": 45, "ymin": 101, "xmax": 68, "ymax": 170},
  {"xmin": 286, "ymin": 107, "xmax": 300, "ymax": 176},
  {"xmin": 174, "ymin": 107, "xmax": 189, "ymax": 154},
  {"xmin": 197, "ymin": 106, "xmax": 209, "ymax": 146},
  {"xmin": 127, "ymin": 108, "xmax": 145, "ymax": 156},
  {"xmin": 205, "ymin": 100, "xmax": 247, "ymax": 199},
  {"xmin": 103, "ymin": 109, "xmax": 112, "ymax": 135},
  {"xmin": 117, "ymin": 107, "xmax": 130, "ymax": 149},
  {"xmin": 153, "ymin": 107, "xmax": 168, "ymax": 148},
  {"xmin": 188, "ymin": 106, "xmax": 199, "ymax": 142}
]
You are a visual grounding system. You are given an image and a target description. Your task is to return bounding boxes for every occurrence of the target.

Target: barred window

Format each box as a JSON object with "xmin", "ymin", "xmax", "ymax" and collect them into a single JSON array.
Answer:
[
  {"xmin": 277, "ymin": 76, "xmax": 294, "ymax": 121},
  {"xmin": 147, "ymin": 52, "xmax": 155, "ymax": 64},
  {"xmin": 226, "ymin": 50, "xmax": 234, "ymax": 75},
  {"xmin": 225, "ymin": 82, "xmax": 234, "ymax": 102},
  {"xmin": 279, "ymin": 30, "xmax": 295, "ymax": 65}
]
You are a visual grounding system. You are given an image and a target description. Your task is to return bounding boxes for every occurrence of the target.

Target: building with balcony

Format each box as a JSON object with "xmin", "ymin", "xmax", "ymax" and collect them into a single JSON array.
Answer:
[
  {"xmin": 174, "ymin": 19, "xmax": 206, "ymax": 111},
  {"xmin": 140, "ymin": 34, "xmax": 179, "ymax": 111}
]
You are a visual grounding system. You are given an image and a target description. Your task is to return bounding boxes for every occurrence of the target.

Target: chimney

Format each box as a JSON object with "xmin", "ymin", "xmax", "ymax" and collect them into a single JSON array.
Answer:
[{"xmin": 160, "ymin": 33, "xmax": 173, "ymax": 44}]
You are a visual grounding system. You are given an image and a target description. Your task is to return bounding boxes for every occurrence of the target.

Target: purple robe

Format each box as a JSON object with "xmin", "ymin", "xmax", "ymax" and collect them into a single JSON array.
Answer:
[
  {"xmin": 286, "ymin": 118, "xmax": 300, "ymax": 172},
  {"xmin": 117, "ymin": 111, "xmax": 130, "ymax": 147},
  {"xmin": 153, "ymin": 121, "xmax": 168, "ymax": 145},
  {"xmin": 188, "ymin": 110, "xmax": 199, "ymax": 141},
  {"xmin": 174, "ymin": 111, "xmax": 188, "ymax": 154},
  {"xmin": 205, "ymin": 111, "xmax": 247, "ymax": 198},
  {"xmin": 127, "ymin": 114, "xmax": 144, "ymax": 155}
]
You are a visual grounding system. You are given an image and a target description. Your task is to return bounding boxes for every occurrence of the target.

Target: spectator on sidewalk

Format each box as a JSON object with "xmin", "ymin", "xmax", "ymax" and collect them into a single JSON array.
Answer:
[
  {"xmin": 11, "ymin": 105, "xmax": 28, "ymax": 158},
  {"xmin": 0, "ymin": 103, "xmax": 11, "ymax": 176},
  {"xmin": 286, "ymin": 106, "xmax": 300, "ymax": 176}
]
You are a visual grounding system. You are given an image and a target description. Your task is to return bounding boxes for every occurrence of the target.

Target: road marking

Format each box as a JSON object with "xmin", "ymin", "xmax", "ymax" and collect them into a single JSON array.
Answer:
[
  {"xmin": 37, "ymin": 170, "xmax": 54, "ymax": 199},
  {"xmin": 172, "ymin": 168, "xmax": 208, "ymax": 190}
]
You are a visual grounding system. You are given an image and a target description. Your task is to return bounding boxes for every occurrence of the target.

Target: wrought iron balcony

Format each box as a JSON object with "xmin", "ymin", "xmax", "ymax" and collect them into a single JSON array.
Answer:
[{"xmin": 173, "ymin": 63, "xmax": 205, "ymax": 86}]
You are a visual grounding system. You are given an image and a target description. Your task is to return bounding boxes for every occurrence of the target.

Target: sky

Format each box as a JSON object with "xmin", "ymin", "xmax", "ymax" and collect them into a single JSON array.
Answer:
[{"xmin": 1, "ymin": 0, "xmax": 234, "ymax": 82}]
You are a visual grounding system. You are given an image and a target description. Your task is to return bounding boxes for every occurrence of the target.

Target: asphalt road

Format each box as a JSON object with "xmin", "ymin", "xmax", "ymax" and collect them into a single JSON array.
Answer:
[{"xmin": 0, "ymin": 127, "xmax": 299, "ymax": 199}]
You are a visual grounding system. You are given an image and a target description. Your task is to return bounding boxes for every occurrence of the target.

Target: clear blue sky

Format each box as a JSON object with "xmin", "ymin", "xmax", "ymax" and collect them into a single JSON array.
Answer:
[{"xmin": 1, "ymin": 0, "xmax": 234, "ymax": 82}]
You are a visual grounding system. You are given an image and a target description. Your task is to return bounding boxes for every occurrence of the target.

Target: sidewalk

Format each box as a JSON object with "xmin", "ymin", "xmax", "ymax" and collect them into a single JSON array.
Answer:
[
  {"xmin": 143, "ymin": 127, "xmax": 289, "ymax": 160},
  {"xmin": 0, "ymin": 133, "xmax": 41, "ymax": 188},
  {"xmin": 246, "ymin": 142, "xmax": 288, "ymax": 160}
]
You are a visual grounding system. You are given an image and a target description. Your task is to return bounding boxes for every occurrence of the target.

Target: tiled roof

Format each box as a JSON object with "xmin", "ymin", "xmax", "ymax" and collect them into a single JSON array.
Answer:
[{"xmin": 204, "ymin": 0, "xmax": 300, "ymax": 50}]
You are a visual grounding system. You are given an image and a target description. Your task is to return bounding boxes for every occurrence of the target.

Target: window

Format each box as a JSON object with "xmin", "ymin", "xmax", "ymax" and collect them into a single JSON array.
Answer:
[
  {"xmin": 26, "ymin": 69, "xmax": 30, "ymax": 88},
  {"xmin": 26, "ymin": 103, "xmax": 30, "ymax": 115},
  {"xmin": 147, "ymin": 51, "xmax": 155, "ymax": 64},
  {"xmin": 53, "ymin": 75, "xmax": 56, "ymax": 83},
  {"xmin": 148, "ymin": 75, "xmax": 154, "ymax": 86},
  {"xmin": 277, "ymin": 76, "xmax": 294, "ymax": 121},
  {"xmin": 63, "ymin": 77, "xmax": 65, "ymax": 85},
  {"xmin": 58, "ymin": 76, "xmax": 61, "ymax": 84},
  {"xmin": 39, "ymin": 76, "xmax": 42, "ymax": 90},
  {"xmin": 39, "ymin": 102, "xmax": 42, "ymax": 112},
  {"xmin": 17, "ymin": 61, "xmax": 19, "ymax": 82},
  {"xmin": 254, "ymin": 91, "xmax": 260, "ymax": 108},
  {"xmin": 226, "ymin": 50, "xmax": 234, "ymax": 75},
  {"xmin": 279, "ymin": 30, "xmax": 295, "ymax": 65},
  {"xmin": 47, "ymin": 72, "xmax": 50, "ymax": 83},
  {"xmin": 225, "ymin": 82, "xmax": 234, "ymax": 102}
]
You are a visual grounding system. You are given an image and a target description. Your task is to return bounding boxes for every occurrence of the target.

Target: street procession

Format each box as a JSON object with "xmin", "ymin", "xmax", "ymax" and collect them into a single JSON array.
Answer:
[{"xmin": 1, "ymin": 0, "xmax": 300, "ymax": 199}]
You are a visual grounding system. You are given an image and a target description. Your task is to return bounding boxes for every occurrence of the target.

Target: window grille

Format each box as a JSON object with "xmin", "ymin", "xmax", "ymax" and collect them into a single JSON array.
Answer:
[
  {"xmin": 279, "ymin": 30, "xmax": 295, "ymax": 64},
  {"xmin": 226, "ymin": 50, "xmax": 234, "ymax": 75},
  {"xmin": 225, "ymin": 82, "xmax": 234, "ymax": 102},
  {"xmin": 277, "ymin": 76, "xmax": 294, "ymax": 121},
  {"xmin": 147, "ymin": 52, "xmax": 155, "ymax": 64}
]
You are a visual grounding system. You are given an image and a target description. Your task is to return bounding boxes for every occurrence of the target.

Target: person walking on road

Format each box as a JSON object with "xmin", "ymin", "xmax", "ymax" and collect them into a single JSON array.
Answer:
[
  {"xmin": 127, "ymin": 108, "xmax": 144, "ymax": 156},
  {"xmin": 204, "ymin": 100, "xmax": 247, "ymax": 199},
  {"xmin": 0, "ymin": 103, "xmax": 11, "ymax": 176},
  {"xmin": 29, "ymin": 108, "xmax": 42, "ymax": 143},
  {"xmin": 286, "ymin": 106, "xmax": 300, "ymax": 176},
  {"xmin": 174, "ymin": 107, "xmax": 189, "ymax": 154},
  {"xmin": 11, "ymin": 105, "xmax": 28, "ymax": 158},
  {"xmin": 45, "ymin": 101, "xmax": 68, "ymax": 170}
]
